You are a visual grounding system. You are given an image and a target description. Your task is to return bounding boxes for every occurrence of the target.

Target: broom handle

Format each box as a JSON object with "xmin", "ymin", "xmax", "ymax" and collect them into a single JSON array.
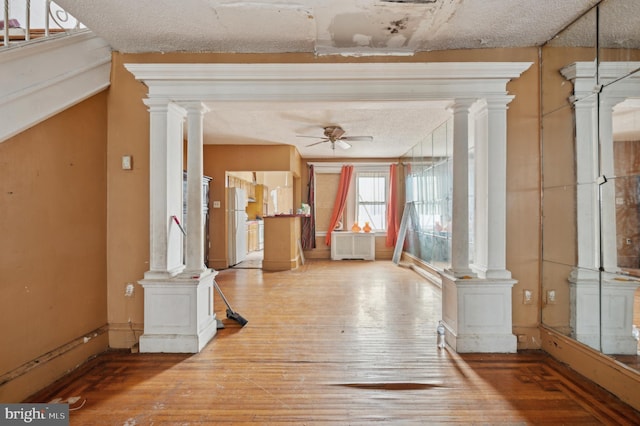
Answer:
[
  {"xmin": 213, "ymin": 280, "xmax": 234, "ymax": 312},
  {"xmin": 172, "ymin": 215, "xmax": 187, "ymax": 235},
  {"xmin": 172, "ymin": 215, "xmax": 234, "ymax": 312}
]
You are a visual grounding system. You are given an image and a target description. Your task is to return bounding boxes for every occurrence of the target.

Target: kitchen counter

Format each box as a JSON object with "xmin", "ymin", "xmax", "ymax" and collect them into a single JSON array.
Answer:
[
  {"xmin": 262, "ymin": 215, "xmax": 302, "ymax": 271},
  {"xmin": 246, "ymin": 219, "xmax": 263, "ymax": 252},
  {"xmin": 266, "ymin": 214, "xmax": 310, "ymax": 218}
]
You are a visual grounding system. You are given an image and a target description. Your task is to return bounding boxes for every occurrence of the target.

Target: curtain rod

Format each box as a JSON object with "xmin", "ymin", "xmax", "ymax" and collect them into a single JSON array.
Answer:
[{"xmin": 307, "ymin": 161, "xmax": 399, "ymax": 168}]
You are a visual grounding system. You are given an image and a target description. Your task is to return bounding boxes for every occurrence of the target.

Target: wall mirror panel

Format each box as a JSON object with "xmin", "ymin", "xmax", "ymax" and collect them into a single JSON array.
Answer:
[
  {"xmin": 541, "ymin": 0, "xmax": 640, "ymax": 373},
  {"xmin": 402, "ymin": 118, "xmax": 453, "ymax": 271}
]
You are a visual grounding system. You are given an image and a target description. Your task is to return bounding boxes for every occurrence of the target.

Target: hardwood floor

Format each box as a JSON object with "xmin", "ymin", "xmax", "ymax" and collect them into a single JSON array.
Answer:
[{"xmin": 27, "ymin": 260, "xmax": 640, "ymax": 425}]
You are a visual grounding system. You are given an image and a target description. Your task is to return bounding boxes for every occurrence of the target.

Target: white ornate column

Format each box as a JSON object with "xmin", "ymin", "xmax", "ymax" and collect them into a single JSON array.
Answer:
[
  {"xmin": 598, "ymin": 93, "xmax": 639, "ymax": 354},
  {"xmin": 598, "ymin": 95, "xmax": 622, "ymax": 272},
  {"xmin": 182, "ymin": 102, "xmax": 210, "ymax": 276},
  {"xmin": 138, "ymin": 100, "xmax": 217, "ymax": 353},
  {"xmin": 447, "ymin": 99, "xmax": 475, "ymax": 278},
  {"xmin": 484, "ymin": 96, "xmax": 516, "ymax": 280},
  {"xmin": 141, "ymin": 100, "xmax": 186, "ymax": 279},
  {"xmin": 442, "ymin": 98, "xmax": 517, "ymax": 354},
  {"xmin": 562, "ymin": 64, "xmax": 602, "ymax": 349},
  {"xmin": 562, "ymin": 62, "xmax": 640, "ymax": 354}
]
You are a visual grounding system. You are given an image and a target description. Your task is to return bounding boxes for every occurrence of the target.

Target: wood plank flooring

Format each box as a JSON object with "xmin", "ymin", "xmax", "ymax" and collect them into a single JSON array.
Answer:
[{"xmin": 27, "ymin": 260, "xmax": 640, "ymax": 425}]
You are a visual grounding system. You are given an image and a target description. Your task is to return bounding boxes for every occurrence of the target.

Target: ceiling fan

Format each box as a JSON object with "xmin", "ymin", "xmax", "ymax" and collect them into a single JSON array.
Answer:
[{"xmin": 297, "ymin": 125, "xmax": 373, "ymax": 150}]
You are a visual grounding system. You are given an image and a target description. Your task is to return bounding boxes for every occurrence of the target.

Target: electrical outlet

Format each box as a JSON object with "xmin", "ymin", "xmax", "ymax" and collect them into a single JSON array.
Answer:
[
  {"xmin": 546, "ymin": 289, "xmax": 556, "ymax": 305},
  {"xmin": 125, "ymin": 283, "xmax": 135, "ymax": 297},
  {"xmin": 213, "ymin": 201, "xmax": 221, "ymax": 208},
  {"xmin": 523, "ymin": 289, "xmax": 533, "ymax": 305}
]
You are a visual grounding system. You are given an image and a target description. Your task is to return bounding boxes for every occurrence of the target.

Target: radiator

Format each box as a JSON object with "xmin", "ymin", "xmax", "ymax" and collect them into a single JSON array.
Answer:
[{"xmin": 331, "ymin": 231, "xmax": 375, "ymax": 260}]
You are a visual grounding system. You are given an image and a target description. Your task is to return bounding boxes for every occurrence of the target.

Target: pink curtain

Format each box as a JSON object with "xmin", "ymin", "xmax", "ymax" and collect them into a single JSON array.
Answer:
[
  {"xmin": 386, "ymin": 163, "xmax": 400, "ymax": 247},
  {"xmin": 325, "ymin": 165, "xmax": 354, "ymax": 246}
]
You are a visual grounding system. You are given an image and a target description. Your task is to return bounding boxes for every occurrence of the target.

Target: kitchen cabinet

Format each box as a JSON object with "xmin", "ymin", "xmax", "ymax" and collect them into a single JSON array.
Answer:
[
  {"xmin": 227, "ymin": 175, "xmax": 256, "ymax": 201},
  {"xmin": 247, "ymin": 221, "xmax": 259, "ymax": 252},
  {"xmin": 246, "ymin": 184, "xmax": 269, "ymax": 219}
]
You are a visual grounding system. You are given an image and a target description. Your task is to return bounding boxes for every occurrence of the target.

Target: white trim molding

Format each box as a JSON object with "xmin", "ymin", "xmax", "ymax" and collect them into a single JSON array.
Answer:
[
  {"xmin": 124, "ymin": 62, "xmax": 532, "ymax": 104},
  {"xmin": 0, "ymin": 31, "xmax": 111, "ymax": 143}
]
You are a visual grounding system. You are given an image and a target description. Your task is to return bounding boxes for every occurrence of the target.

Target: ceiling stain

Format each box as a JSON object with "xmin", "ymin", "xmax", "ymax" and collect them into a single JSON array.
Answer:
[
  {"xmin": 387, "ymin": 17, "xmax": 409, "ymax": 34},
  {"xmin": 329, "ymin": 13, "xmax": 417, "ymax": 49}
]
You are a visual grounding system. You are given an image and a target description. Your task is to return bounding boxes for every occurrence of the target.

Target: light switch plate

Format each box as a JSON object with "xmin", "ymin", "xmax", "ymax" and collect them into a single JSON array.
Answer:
[{"xmin": 122, "ymin": 155, "xmax": 132, "ymax": 170}]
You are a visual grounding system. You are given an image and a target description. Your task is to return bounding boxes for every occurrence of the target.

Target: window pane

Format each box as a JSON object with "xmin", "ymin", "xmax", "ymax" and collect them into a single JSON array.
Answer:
[
  {"xmin": 356, "ymin": 172, "xmax": 387, "ymax": 230},
  {"xmin": 358, "ymin": 176, "xmax": 385, "ymax": 202},
  {"xmin": 358, "ymin": 203, "xmax": 386, "ymax": 230}
]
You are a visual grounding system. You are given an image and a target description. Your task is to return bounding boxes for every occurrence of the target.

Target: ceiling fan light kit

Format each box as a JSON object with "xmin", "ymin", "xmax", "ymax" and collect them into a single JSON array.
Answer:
[{"xmin": 297, "ymin": 125, "xmax": 373, "ymax": 151}]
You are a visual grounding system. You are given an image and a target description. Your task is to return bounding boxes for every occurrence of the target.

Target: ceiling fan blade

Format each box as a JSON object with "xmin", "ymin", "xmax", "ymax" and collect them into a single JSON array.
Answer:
[
  {"xmin": 297, "ymin": 135, "xmax": 326, "ymax": 139},
  {"xmin": 336, "ymin": 140, "xmax": 352, "ymax": 150},
  {"xmin": 341, "ymin": 136, "xmax": 373, "ymax": 142},
  {"xmin": 307, "ymin": 139, "xmax": 330, "ymax": 147}
]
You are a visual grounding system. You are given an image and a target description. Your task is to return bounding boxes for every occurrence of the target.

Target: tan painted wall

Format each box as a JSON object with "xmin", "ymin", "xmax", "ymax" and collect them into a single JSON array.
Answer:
[
  {"xmin": 0, "ymin": 93, "xmax": 109, "ymax": 402},
  {"xmin": 106, "ymin": 54, "xmax": 153, "ymax": 349},
  {"xmin": 504, "ymin": 52, "xmax": 542, "ymax": 347},
  {"xmin": 539, "ymin": 47, "xmax": 595, "ymax": 334}
]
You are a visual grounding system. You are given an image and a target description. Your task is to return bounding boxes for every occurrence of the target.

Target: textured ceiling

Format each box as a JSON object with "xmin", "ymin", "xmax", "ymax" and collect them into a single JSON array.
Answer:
[
  {"xmin": 55, "ymin": 0, "xmax": 609, "ymax": 54},
  {"xmin": 53, "ymin": 0, "xmax": 639, "ymax": 158}
]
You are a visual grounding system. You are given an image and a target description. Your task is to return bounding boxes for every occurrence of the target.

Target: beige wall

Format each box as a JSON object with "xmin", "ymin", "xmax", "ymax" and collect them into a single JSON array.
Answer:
[
  {"xmin": 0, "ymin": 93, "xmax": 109, "ymax": 402},
  {"xmin": 504, "ymin": 51, "xmax": 542, "ymax": 347}
]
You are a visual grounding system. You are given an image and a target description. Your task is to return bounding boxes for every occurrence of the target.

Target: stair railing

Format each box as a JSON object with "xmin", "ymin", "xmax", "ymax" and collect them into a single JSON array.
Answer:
[{"xmin": 2, "ymin": 0, "xmax": 83, "ymax": 49}]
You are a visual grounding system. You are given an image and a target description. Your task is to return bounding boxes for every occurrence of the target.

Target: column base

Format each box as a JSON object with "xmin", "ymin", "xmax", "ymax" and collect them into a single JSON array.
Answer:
[
  {"xmin": 569, "ymin": 270, "xmax": 640, "ymax": 355},
  {"xmin": 139, "ymin": 330, "xmax": 217, "ymax": 353},
  {"xmin": 138, "ymin": 269, "xmax": 218, "ymax": 353},
  {"xmin": 441, "ymin": 273, "xmax": 518, "ymax": 353}
]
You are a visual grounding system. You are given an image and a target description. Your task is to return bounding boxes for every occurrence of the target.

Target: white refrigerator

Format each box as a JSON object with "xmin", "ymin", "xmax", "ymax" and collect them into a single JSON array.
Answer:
[{"xmin": 228, "ymin": 187, "xmax": 248, "ymax": 266}]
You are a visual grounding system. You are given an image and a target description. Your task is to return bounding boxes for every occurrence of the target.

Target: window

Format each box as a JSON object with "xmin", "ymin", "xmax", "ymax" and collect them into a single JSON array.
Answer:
[{"xmin": 356, "ymin": 171, "xmax": 388, "ymax": 231}]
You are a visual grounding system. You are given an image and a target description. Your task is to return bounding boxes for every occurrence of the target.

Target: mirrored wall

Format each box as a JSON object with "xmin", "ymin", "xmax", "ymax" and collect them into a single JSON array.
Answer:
[
  {"xmin": 402, "ymin": 118, "xmax": 454, "ymax": 271},
  {"xmin": 541, "ymin": 0, "xmax": 640, "ymax": 372}
]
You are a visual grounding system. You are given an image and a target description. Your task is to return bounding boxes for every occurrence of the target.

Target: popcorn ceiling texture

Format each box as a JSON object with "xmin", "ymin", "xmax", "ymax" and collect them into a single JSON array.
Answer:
[{"xmin": 54, "ymin": 0, "xmax": 632, "ymax": 54}]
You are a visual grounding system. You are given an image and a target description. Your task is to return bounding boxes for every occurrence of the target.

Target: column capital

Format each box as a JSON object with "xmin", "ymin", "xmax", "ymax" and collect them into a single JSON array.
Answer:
[
  {"xmin": 179, "ymin": 101, "xmax": 210, "ymax": 115},
  {"xmin": 483, "ymin": 95, "xmax": 515, "ymax": 109},
  {"xmin": 142, "ymin": 97, "xmax": 171, "ymax": 112},
  {"xmin": 599, "ymin": 93, "xmax": 626, "ymax": 111},
  {"xmin": 572, "ymin": 94, "xmax": 598, "ymax": 108},
  {"xmin": 448, "ymin": 98, "xmax": 478, "ymax": 112}
]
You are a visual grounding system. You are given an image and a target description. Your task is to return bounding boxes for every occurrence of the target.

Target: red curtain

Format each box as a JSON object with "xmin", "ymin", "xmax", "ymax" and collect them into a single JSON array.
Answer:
[
  {"xmin": 325, "ymin": 165, "xmax": 354, "ymax": 246},
  {"xmin": 385, "ymin": 163, "xmax": 400, "ymax": 247}
]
